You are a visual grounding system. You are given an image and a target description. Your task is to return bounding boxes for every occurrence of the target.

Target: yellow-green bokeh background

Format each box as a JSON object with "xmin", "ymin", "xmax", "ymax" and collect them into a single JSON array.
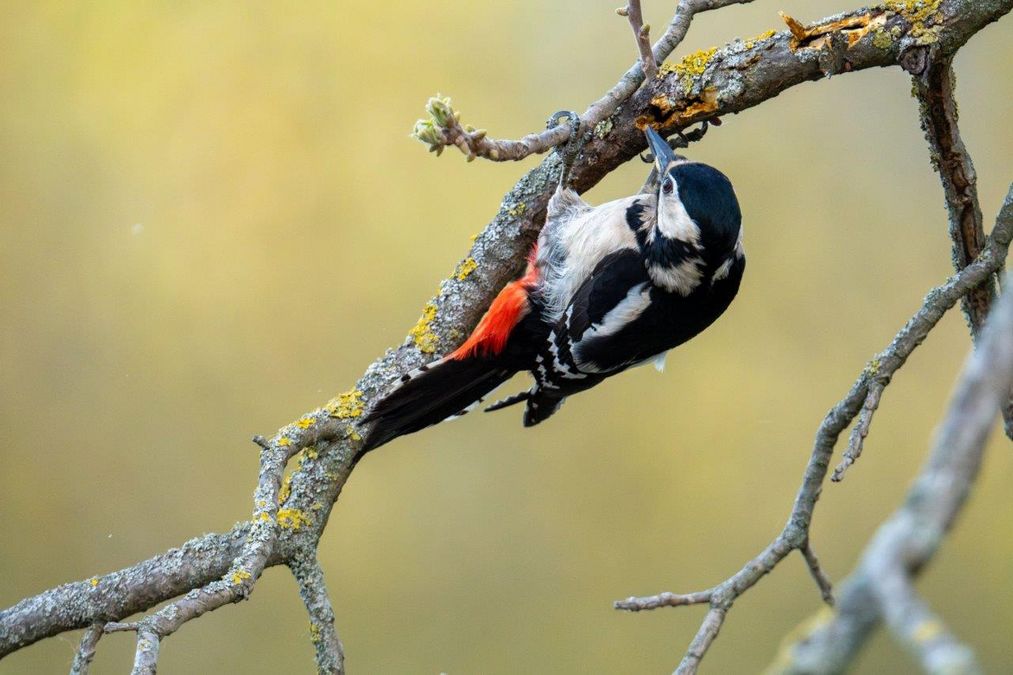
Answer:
[{"xmin": 2, "ymin": 2, "xmax": 1011, "ymax": 673}]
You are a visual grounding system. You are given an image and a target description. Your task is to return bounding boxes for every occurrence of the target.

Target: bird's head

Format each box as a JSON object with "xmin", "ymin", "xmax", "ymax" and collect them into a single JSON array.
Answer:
[{"xmin": 641, "ymin": 126, "xmax": 743, "ymax": 294}]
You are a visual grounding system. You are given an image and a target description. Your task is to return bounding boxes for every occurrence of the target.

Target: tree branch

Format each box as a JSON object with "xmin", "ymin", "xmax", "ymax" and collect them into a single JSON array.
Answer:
[
  {"xmin": 410, "ymin": 0, "xmax": 756, "ymax": 161},
  {"xmin": 68, "ymin": 624, "xmax": 103, "ymax": 675},
  {"xmin": 2, "ymin": 0, "xmax": 1010, "ymax": 668},
  {"xmin": 772, "ymin": 277, "xmax": 1012, "ymax": 674},
  {"xmin": 615, "ymin": 188, "xmax": 1013, "ymax": 673},
  {"xmin": 768, "ymin": 188, "xmax": 1013, "ymax": 675},
  {"xmin": 908, "ymin": 51, "xmax": 1013, "ymax": 439},
  {"xmin": 290, "ymin": 556, "xmax": 344, "ymax": 675}
]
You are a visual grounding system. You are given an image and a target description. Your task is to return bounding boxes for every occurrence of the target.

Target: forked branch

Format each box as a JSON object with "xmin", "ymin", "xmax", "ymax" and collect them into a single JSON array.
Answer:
[
  {"xmin": 616, "ymin": 188, "xmax": 1013, "ymax": 673},
  {"xmin": 410, "ymin": 0, "xmax": 755, "ymax": 161}
]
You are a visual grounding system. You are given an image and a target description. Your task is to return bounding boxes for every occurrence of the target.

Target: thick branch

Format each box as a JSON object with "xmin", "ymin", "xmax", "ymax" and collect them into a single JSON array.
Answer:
[{"xmin": 2, "ymin": 0, "xmax": 1010, "ymax": 664}]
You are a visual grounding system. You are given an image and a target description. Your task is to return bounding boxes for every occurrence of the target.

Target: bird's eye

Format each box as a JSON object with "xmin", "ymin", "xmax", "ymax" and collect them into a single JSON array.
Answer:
[{"xmin": 662, "ymin": 178, "xmax": 674, "ymax": 194}]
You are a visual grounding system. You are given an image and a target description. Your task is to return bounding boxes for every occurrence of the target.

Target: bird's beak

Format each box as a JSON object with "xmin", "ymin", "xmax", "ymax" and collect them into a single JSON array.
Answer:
[{"xmin": 645, "ymin": 126, "xmax": 675, "ymax": 174}]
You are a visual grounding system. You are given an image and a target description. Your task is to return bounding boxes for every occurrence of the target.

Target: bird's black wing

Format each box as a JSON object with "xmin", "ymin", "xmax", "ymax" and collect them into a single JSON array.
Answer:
[{"xmin": 558, "ymin": 248, "xmax": 657, "ymax": 374}]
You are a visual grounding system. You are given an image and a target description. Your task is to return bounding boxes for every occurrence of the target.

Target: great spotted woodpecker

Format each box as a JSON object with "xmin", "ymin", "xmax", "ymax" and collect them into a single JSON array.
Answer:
[{"xmin": 361, "ymin": 122, "xmax": 744, "ymax": 451}]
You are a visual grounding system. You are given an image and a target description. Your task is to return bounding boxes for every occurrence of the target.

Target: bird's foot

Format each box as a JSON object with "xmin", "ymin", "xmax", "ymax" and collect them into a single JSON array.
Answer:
[{"xmin": 547, "ymin": 110, "xmax": 583, "ymax": 191}]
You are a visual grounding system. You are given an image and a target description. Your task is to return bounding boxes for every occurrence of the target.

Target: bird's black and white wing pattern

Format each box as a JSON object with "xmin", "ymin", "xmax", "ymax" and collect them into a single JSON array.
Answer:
[
  {"xmin": 531, "ymin": 249, "xmax": 650, "ymax": 392},
  {"xmin": 562, "ymin": 249, "xmax": 657, "ymax": 374}
]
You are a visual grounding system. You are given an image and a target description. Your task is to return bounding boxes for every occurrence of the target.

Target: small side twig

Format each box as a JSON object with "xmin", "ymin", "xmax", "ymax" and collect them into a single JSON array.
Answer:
[
  {"xmin": 801, "ymin": 539, "xmax": 835, "ymax": 606},
  {"xmin": 615, "ymin": 589, "xmax": 713, "ymax": 611},
  {"xmin": 833, "ymin": 379, "xmax": 886, "ymax": 481},
  {"xmin": 290, "ymin": 556, "xmax": 344, "ymax": 675},
  {"xmin": 619, "ymin": 1, "xmax": 658, "ymax": 80},
  {"xmin": 68, "ymin": 624, "xmax": 103, "ymax": 675}
]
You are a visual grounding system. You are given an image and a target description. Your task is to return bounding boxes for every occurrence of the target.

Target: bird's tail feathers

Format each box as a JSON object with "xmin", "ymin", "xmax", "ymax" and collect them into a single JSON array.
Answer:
[{"xmin": 361, "ymin": 356, "xmax": 514, "ymax": 451}]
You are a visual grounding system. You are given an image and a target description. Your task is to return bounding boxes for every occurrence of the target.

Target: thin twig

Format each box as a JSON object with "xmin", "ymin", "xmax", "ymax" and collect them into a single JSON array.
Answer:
[
  {"xmin": 290, "ymin": 556, "xmax": 344, "ymax": 675},
  {"xmin": 411, "ymin": 0, "xmax": 755, "ymax": 161},
  {"xmin": 833, "ymin": 379, "xmax": 885, "ymax": 481},
  {"xmin": 615, "ymin": 589, "xmax": 713, "ymax": 611},
  {"xmin": 621, "ymin": 1, "xmax": 658, "ymax": 80},
  {"xmin": 617, "ymin": 199, "xmax": 1013, "ymax": 672},
  {"xmin": 677, "ymin": 606, "xmax": 727, "ymax": 675},
  {"xmin": 68, "ymin": 624, "xmax": 103, "ymax": 675},
  {"xmin": 801, "ymin": 539, "xmax": 835, "ymax": 606}
]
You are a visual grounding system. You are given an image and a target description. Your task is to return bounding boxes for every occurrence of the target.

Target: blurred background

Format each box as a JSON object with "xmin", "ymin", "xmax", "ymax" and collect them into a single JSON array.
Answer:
[{"xmin": 1, "ymin": 1, "xmax": 1010, "ymax": 673}]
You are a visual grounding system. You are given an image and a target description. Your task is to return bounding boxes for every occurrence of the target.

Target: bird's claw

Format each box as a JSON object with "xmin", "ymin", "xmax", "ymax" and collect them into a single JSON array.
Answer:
[
  {"xmin": 547, "ymin": 110, "xmax": 580, "ymax": 133},
  {"xmin": 548, "ymin": 110, "xmax": 583, "ymax": 191}
]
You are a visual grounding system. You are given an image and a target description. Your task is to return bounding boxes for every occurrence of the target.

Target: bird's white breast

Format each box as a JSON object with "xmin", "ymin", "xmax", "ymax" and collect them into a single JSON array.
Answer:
[{"xmin": 539, "ymin": 195, "xmax": 641, "ymax": 320}]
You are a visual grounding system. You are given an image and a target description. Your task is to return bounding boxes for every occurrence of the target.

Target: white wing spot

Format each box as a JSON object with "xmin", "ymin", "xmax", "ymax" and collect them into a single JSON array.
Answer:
[{"xmin": 648, "ymin": 258, "xmax": 703, "ymax": 296}]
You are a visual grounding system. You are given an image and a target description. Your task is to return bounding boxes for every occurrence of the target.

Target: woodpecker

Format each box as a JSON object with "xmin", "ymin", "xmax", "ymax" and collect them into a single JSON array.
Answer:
[{"xmin": 361, "ymin": 120, "xmax": 744, "ymax": 451}]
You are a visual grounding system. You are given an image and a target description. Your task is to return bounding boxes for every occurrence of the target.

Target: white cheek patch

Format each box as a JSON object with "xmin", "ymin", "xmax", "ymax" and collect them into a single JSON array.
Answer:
[
  {"xmin": 656, "ymin": 192, "xmax": 700, "ymax": 246},
  {"xmin": 648, "ymin": 258, "xmax": 703, "ymax": 296}
]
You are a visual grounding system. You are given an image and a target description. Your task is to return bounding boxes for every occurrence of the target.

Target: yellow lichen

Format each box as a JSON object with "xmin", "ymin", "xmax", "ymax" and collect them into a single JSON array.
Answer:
[
  {"xmin": 311, "ymin": 501, "xmax": 323, "ymax": 511},
  {"xmin": 304, "ymin": 446, "xmax": 319, "ymax": 460},
  {"xmin": 89, "ymin": 577, "xmax": 99, "ymax": 588},
  {"xmin": 660, "ymin": 47, "xmax": 717, "ymax": 90},
  {"xmin": 231, "ymin": 569, "xmax": 252, "ymax": 585},
  {"xmin": 506, "ymin": 202, "xmax": 527, "ymax": 217},
  {"xmin": 309, "ymin": 622, "xmax": 322, "ymax": 643},
  {"xmin": 278, "ymin": 508, "xmax": 312, "ymax": 530},
  {"xmin": 326, "ymin": 389, "xmax": 365, "ymax": 419},
  {"xmin": 278, "ymin": 473, "xmax": 294, "ymax": 504},
  {"xmin": 593, "ymin": 118, "xmax": 614, "ymax": 139},
  {"xmin": 295, "ymin": 416, "xmax": 316, "ymax": 429},
  {"xmin": 278, "ymin": 436, "xmax": 292, "ymax": 447},
  {"xmin": 408, "ymin": 302, "xmax": 439, "ymax": 354},
  {"xmin": 257, "ymin": 511, "xmax": 271, "ymax": 523},
  {"xmin": 886, "ymin": 0, "xmax": 942, "ymax": 39},
  {"xmin": 456, "ymin": 257, "xmax": 478, "ymax": 281},
  {"xmin": 872, "ymin": 27, "xmax": 894, "ymax": 49},
  {"xmin": 744, "ymin": 29, "xmax": 777, "ymax": 49},
  {"xmin": 346, "ymin": 426, "xmax": 362, "ymax": 442}
]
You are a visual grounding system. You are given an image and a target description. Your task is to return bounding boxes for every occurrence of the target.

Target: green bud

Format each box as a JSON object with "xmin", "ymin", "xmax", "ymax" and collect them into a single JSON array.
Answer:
[{"xmin": 426, "ymin": 94, "xmax": 455, "ymax": 127}]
